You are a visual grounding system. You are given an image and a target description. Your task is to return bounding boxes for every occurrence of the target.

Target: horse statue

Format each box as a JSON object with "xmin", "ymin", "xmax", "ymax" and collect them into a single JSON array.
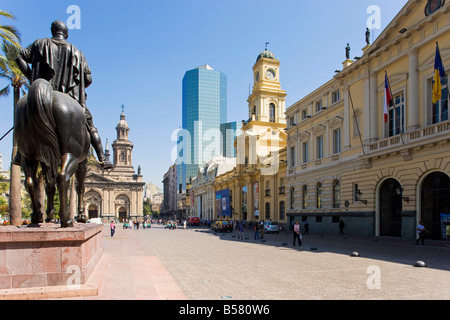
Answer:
[{"xmin": 14, "ymin": 78, "xmax": 91, "ymax": 228}]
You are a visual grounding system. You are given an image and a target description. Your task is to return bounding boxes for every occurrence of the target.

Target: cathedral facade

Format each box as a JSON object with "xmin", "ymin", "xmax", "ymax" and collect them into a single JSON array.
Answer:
[{"xmin": 83, "ymin": 110, "xmax": 145, "ymax": 222}]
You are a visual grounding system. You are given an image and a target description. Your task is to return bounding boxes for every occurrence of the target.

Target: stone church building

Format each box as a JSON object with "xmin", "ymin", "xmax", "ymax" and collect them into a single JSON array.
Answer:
[{"xmin": 83, "ymin": 110, "xmax": 145, "ymax": 222}]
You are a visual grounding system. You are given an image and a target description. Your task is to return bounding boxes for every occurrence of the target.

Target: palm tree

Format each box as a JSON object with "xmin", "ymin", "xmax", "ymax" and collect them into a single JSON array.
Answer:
[
  {"xmin": 0, "ymin": 40, "xmax": 28, "ymax": 225},
  {"xmin": 0, "ymin": 10, "xmax": 21, "ymax": 48}
]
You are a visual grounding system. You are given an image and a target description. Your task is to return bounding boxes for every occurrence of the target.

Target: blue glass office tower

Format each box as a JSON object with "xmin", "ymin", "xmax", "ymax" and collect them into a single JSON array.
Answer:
[{"xmin": 178, "ymin": 65, "xmax": 227, "ymax": 192}]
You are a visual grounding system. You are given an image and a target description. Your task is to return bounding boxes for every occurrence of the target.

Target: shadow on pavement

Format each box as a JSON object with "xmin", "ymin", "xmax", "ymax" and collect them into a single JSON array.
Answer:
[{"xmin": 189, "ymin": 226, "xmax": 450, "ymax": 272}]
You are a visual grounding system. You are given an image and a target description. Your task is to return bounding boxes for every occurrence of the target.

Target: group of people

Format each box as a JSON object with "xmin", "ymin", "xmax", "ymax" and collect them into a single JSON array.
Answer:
[
  {"xmin": 164, "ymin": 220, "xmax": 177, "ymax": 230},
  {"xmin": 122, "ymin": 219, "xmax": 153, "ymax": 230}
]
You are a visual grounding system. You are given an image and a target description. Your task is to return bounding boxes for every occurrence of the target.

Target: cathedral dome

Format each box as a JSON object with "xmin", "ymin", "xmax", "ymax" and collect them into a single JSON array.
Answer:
[
  {"xmin": 117, "ymin": 111, "xmax": 128, "ymax": 129},
  {"xmin": 256, "ymin": 49, "xmax": 276, "ymax": 62}
]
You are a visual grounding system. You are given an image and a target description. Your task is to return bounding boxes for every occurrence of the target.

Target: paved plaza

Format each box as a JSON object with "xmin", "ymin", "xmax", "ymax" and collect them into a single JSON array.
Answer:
[{"xmin": 76, "ymin": 222, "xmax": 450, "ymax": 301}]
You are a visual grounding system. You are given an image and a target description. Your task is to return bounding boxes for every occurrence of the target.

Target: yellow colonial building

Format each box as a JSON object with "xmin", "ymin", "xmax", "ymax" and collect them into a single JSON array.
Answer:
[
  {"xmin": 213, "ymin": 49, "xmax": 288, "ymax": 226},
  {"xmin": 286, "ymin": 0, "xmax": 450, "ymax": 240}
]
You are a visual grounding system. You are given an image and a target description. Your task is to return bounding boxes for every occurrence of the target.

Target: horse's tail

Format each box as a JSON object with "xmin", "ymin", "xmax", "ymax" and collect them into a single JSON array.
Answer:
[{"xmin": 27, "ymin": 79, "xmax": 61, "ymax": 182}]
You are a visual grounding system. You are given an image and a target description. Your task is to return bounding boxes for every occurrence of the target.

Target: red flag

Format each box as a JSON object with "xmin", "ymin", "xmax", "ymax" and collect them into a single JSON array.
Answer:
[{"xmin": 384, "ymin": 72, "xmax": 393, "ymax": 123}]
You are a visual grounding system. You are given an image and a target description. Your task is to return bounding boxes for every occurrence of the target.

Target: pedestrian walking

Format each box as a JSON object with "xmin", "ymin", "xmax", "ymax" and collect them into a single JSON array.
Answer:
[
  {"xmin": 110, "ymin": 221, "xmax": 116, "ymax": 237},
  {"xmin": 253, "ymin": 224, "xmax": 259, "ymax": 240},
  {"xmin": 260, "ymin": 220, "xmax": 265, "ymax": 239},
  {"xmin": 303, "ymin": 219, "xmax": 309, "ymax": 235},
  {"xmin": 293, "ymin": 221, "xmax": 302, "ymax": 247},
  {"xmin": 339, "ymin": 219, "xmax": 346, "ymax": 236},
  {"xmin": 415, "ymin": 221, "xmax": 428, "ymax": 245},
  {"xmin": 238, "ymin": 222, "xmax": 245, "ymax": 240}
]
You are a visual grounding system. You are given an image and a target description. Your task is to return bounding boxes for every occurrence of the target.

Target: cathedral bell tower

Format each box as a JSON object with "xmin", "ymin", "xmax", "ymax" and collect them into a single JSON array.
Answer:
[{"xmin": 112, "ymin": 107, "xmax": 135, "ymax": 174}]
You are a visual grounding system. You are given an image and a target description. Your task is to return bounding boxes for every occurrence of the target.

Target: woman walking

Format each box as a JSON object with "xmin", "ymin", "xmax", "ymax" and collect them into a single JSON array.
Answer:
[{"xmin": 293, "ymin": 221, "xmax": 302, "ymax": 247}]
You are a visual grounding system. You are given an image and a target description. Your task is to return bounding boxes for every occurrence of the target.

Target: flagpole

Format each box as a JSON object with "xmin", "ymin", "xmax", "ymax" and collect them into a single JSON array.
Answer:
[
  {"xmin": 385, "ymin": 71, "xmax": 405, "ymax": 145},
  {"xmin": 348, "ymin": 89, "xmax": 366, "ymax": 156}
]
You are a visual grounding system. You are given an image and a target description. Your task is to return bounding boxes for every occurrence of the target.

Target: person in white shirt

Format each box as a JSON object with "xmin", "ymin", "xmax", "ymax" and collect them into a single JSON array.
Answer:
[{"xmin": 415, "ymin": 221, "xmax": 428, "ymax": 245}]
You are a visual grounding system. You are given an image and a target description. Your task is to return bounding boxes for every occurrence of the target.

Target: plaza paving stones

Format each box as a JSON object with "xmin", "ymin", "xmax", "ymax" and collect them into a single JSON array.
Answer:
[{"xmin": 61, "ymin": 224, "xmax": 449, "ymax": 300}]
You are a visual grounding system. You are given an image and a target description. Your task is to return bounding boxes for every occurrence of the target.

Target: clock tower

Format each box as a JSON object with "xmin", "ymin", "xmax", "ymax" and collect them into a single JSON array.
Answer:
[{"xmin": 246, "ymin": 48, "xmax": 287, "ymax": 135}]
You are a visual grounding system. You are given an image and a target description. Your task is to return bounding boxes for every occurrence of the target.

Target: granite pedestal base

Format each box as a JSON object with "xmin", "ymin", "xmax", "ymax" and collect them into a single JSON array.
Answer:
[{"xmin": 0, "ymin": 223, "xmax": 103, "ymax": 299}]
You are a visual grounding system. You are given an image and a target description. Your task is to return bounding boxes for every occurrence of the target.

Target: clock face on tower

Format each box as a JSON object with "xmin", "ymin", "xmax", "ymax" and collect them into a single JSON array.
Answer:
[{"xmin": 266, "ymin": 69, "xmax": 276, "ymax": 80}]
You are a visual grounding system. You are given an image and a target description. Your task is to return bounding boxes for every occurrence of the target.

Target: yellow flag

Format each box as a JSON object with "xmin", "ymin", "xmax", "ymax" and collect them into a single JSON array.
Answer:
[
  {"xmin": 432, "ymin": 43, "xmax": 445, "ymax": 104},
  {"xmin": 432, "ymin": 69, "xmax": 442, "ymax": 104}
]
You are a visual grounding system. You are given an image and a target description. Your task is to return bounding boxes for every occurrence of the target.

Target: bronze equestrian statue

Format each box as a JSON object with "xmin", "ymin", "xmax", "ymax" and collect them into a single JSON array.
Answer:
[{"xmin": 14, "ymin": 20, "xmax": 112, "ymax": 227}]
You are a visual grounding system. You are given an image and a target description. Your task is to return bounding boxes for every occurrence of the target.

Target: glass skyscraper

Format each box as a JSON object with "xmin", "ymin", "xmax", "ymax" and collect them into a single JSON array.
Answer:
[{"xmin": 178, "ymin": 65, "xmax": 227, "ymax": 192}]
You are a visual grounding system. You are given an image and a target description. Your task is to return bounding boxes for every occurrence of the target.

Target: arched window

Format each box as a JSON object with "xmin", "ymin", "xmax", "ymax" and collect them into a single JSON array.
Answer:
[
  {"xmin": 333, "ymin": 180, "xmax": 341, "ymax": 208},
  {"xmin": 316, "ymin": 183, "xmax": 323, "ymax": 209},
  {"xmin": 269, "ymin": 103, "xmax": 276, "ymax": 122},
  {"xmin": 302, "ymin": 185, "xmax": 308, "ymax": 209},
  {"xmin": 290, "ymin": 187, "xmax": 295, "ymax": 209}
]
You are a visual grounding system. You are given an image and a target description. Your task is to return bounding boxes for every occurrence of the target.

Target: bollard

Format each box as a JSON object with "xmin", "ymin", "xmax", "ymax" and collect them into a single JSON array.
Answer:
[
  {"xmin": 414, "ymin": 261, "xmax": 426, "ymax": 268},
  {"xmin": 351, "ymin": 252, "xmax": 360, "ymax": 257}
]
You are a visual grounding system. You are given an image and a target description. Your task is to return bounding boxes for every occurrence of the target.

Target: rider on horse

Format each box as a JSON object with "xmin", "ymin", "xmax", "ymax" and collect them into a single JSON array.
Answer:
[{"xmin": 14, "ymin": 20, "xmax": 113, "ymax": 170}]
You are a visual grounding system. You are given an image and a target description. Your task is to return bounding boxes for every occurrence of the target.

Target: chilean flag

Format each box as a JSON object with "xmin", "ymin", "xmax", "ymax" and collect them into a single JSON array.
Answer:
[{"xmin": 384, "ymin": 72, "xmax": 393, "ymax": 123}]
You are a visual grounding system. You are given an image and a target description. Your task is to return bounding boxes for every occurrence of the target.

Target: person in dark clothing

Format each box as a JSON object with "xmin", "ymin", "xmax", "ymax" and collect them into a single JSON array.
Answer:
[{"xmin": 339, "ymin": 219, "xmax": 346, "ymax": 236}]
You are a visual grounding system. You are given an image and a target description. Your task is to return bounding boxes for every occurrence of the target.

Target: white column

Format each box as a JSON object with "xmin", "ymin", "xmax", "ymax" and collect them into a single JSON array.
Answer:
[
  {"xmin": 408, "ymin": 49, "xmax": 420, "ymax": 130},
  {"xmin": 369, "ymin": 72, "xmax": 378, "ymax": 141}
]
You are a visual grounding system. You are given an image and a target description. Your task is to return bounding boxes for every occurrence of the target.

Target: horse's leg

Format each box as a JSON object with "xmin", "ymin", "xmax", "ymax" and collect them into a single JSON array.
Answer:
[
  {"xmin": 41, "ymin": 164, "xmax": 56, "ymax": 223},
  {"xmin": 75, "ymin": 160, "xmax": 87, "ymax": 223},
  {"xmin": 57, "ymin": 153, "xmax": 79, "ymax": 228},
  {"xmin": 23, "ymin": 158, "xmax": 43, "ymax": 224}
]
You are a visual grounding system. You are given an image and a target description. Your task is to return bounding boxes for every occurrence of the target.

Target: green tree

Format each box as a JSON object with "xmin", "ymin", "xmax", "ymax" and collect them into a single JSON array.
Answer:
[
  {"xmin": 0, "ymin": 10, "xmax": 21, "ymax": 48},
  {"xmin": 143, "ymin": 198, "xmax": 152, "ymax": 216},
  {"xmin": 0, "ymin": 174, "xmax": 9, "ymax": 218},
  {"xmin": 0, "ymin": 26, "xmax": 28, "ymax": 225}
]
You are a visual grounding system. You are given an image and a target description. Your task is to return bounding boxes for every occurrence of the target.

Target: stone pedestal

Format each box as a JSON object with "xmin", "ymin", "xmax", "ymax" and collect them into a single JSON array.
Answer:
[
  {"xmin": 0, "ymin": 223, "xmax": 103, "ymax": 292},
  {"xmin": 362, "ymin": 44, "xmax": 371, "ymax": 54},
  {"xmin": 342, "ymin": 59, "xmax": 354, "ymax": 69}
]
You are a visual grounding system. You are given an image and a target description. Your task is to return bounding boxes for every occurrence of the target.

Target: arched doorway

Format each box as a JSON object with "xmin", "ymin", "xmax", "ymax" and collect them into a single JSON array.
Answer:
[
  {"xmin": 379, "ymin": 179, "xmax": 403, "ymax": 237},
  {"xmin": 88, "ymin": 205, "xmax": 99, "ymax": 219},
  {"xmin": 118, "ymin": 207, "xmax": 127, "ymax": 222},
  {"xmin": 421, "ymin": 172, "xmax": 450, "ymax": 240}
]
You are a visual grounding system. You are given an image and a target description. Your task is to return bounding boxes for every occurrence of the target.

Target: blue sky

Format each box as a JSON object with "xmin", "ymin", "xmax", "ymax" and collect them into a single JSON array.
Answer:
[{"xmin": 0, "ymin": 0, "xmax": 408, "ymax": 188}]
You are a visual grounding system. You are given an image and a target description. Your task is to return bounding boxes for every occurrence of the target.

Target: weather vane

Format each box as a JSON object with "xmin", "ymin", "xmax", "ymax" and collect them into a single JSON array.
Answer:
[
  {"xmin": 265, "ymin": 42, "xmax": 269, "ymax": 51},
  {"xmin": 121, "ymin": 104, "xmax": 125, "ymax": 113}
]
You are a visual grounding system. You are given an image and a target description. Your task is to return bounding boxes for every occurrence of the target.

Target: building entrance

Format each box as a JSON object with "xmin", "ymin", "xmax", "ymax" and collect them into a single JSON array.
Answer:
[
  {"xmin": 118, "ymin": 207, "xmax": 127, "ymax": 222},
  {"xmin": 379, "ymin": 179, "xmax": 403, "ymax": 237},
  {"xmin": 421, "ymin": 172, "xmax": 450, "ymax": 240},
  {"xmin": 88, "ymin": 205, "xmax": 99, "ymax": 219}
]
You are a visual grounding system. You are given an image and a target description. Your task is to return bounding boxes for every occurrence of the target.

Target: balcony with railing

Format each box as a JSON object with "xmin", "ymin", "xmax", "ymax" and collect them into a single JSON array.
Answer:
[{"xmin": 365, "ymin": 120, "xmax": 450, "ymax": 155}]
